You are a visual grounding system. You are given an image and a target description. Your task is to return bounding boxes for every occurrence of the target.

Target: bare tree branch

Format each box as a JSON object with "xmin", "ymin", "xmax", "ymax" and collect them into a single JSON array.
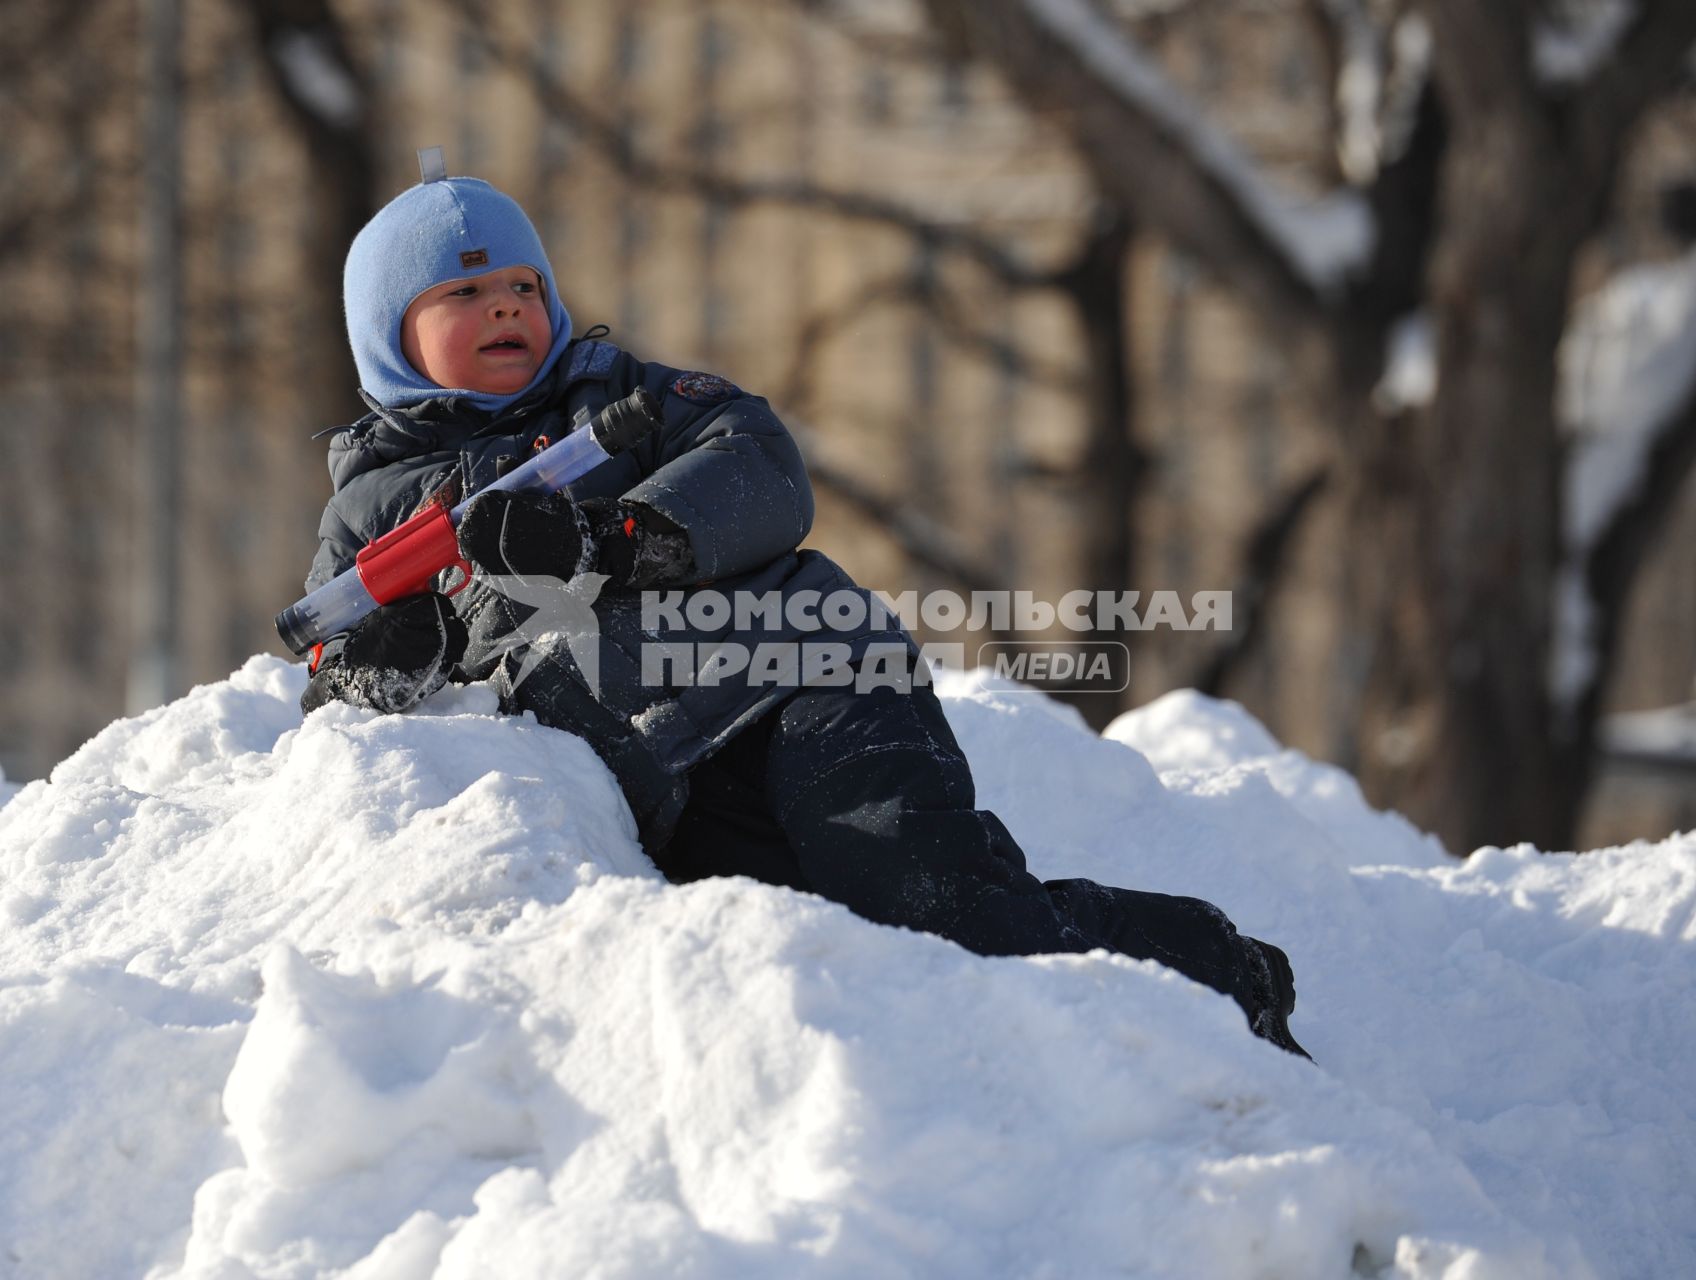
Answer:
[
  {"xmin": 245, "ymin": 0, "xmax": 377, "ymax": 250},
  {"xmin": 778, "ymin": 268, "xmax": 1081, "ymax": 414},
  {"xmin": 0, "ymin": 0, "xmax": 105, "ymax": 96},
  {"xmin": 0, "ymin": 0, "xmax": 119, "ymax": 271},
  {"xmin": 1190, "ymin": 465, "xmax": 1331, "ymax": 696},
  {"xmin": 788, "ymin": 420, "xmax": 1007, "ymax": 599},
  {"xmin": 244, "ymin": 0, "xmax": 378, "ymax": 407},
  {"xmin": 781, "ymin": 0, "xmax": 956, "ymax": 67},
  {"xmin": 920, "ymin": 0, "xmax": 1342, "ymax": 330},
  {"xmin": 1333, "ymin": 78, "xmax": 1446, "ymax": 393},
  {"xmin": 778, "ymin": 275, "xmax": 926, "ymax": 411},
  {"xmin": 1571, "ymin": 0, "xmax": 1696, "ymax": 188},
  {"xmin": 913, "ymin": 0, "xmax": 1689, "ymax": 846},
  {"xmin": 446, "ymin": 0, "xmax": 1050, "ymax": 292},
  {"xmin": 0, "ymin": 180, "xmax": 114, "ymax": 269},
  {"xmin": 927, "ymin": 281, "xmax": 1087, "ymax": 391},
  {"xmin": 1571, "ymin": 375, "xmax": 1696, "ymax": 750},
  {"xmin": 1304, "ymin": 4, "xmax": 1347, "ymax": 178}
]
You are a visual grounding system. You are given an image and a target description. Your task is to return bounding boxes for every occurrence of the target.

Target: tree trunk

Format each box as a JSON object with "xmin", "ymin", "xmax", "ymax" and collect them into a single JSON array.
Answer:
[
  {"xmin": 1354, "ymin": 115, "xmax": 1582, "ymax": 853},
  {"xmin": 1055, "ymin": 210, "xmax": 1137, "ymax": 728}
]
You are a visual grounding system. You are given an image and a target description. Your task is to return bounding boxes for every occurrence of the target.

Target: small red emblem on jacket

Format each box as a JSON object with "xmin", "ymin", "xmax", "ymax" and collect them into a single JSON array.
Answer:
[{"xmin": 670, "ymin": 372, "xmax": 743, "ymax": 405}]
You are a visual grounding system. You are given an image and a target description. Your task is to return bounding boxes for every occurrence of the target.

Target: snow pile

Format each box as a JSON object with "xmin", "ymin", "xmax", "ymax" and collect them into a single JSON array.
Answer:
[{"xmin": 2, "ymin": 658, "xmax": 1693, "ymax": 1278}]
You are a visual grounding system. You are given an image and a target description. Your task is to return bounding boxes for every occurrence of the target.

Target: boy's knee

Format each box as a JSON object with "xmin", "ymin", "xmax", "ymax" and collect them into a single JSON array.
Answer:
[
  {"xmin": 770, "ymin": 739, "xmax": 972, "ymax": 833},
  {"xmin": 764, "ymin": 683, "xmax": 974, "ymax": 824}
]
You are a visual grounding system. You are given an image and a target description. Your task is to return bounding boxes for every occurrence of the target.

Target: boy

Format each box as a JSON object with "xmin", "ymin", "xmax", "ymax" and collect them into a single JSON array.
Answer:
[{"xmin": 302, "ymin": 162, "xmax": 1309, "ymax": 1058}]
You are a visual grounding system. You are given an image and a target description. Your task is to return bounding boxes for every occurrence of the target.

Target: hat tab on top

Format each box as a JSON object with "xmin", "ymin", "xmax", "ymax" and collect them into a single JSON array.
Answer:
[{"xmin": 417, "ymin": 145, "xmax": 447, "ymax": 184}]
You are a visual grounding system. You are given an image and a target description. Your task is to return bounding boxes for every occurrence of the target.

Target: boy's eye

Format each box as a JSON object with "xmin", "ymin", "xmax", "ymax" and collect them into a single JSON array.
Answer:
[
  {"xmin": 513, "ymin": 281, "xmax": 536, "ymax": 294},
  {"xmin": 449, "ymin": 285, "xmax": 477, "ymax": 297}
]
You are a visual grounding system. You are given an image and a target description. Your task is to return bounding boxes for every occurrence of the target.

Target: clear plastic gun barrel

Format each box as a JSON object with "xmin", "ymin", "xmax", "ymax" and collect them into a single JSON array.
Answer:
[{"xmin": 275, "ymin": 387, "xmax": 662, "ymax": 656}]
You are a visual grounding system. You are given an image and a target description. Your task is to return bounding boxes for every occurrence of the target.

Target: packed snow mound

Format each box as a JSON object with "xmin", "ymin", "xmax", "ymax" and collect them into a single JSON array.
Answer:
[{"xmin": 1, "ymin": 659, "xmax": 1692, "ymax": 1279}]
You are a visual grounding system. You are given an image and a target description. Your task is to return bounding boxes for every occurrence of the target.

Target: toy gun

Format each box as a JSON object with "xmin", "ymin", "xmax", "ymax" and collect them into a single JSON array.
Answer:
[{"xmin": 275, "ymin": 387, "xmax": 663, "ymax": 656}]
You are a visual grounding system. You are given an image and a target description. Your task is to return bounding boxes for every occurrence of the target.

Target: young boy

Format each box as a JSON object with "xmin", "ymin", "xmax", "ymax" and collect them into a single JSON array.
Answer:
[{"xmin": 302, "ymin": 162, "xmax": 1309, "ymax": 1058}]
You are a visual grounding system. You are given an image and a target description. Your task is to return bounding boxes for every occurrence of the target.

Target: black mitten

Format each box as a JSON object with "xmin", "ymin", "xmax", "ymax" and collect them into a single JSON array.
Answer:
[
  {"xmin": 457, "ymin": 490, "xmax": 588, "ymax": 581},
  {"xmin": 578, "ymin": 498, "xmax": 699, "ymax": 589},
  {"xmin": 300, "ymin": 592, "xmax": 469, "ymax": 715}
]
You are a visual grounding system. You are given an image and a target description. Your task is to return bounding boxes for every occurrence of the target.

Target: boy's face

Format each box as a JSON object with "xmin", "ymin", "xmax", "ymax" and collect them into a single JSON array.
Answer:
[{"xmin": 400, "ymin": 265, "xmax": 552, "ymax": 395}]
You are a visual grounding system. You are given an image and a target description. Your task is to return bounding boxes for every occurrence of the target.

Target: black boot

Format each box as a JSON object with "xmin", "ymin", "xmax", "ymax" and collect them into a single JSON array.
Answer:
[{"xmin": 1239, "ymin": 937, "xmax": 1313, "ymax": 1061}]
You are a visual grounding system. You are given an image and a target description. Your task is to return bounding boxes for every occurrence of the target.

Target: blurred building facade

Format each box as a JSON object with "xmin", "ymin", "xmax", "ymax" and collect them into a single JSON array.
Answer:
[{"xmin": 0, "ymin": 0, "xmax": 1690, "ymax": 846}]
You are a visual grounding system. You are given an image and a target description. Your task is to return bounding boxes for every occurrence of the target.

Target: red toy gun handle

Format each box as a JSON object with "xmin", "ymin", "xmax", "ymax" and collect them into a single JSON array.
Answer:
[{"xmin": 353, "ymin": 504, "xmax": 474, "ymax": 605}]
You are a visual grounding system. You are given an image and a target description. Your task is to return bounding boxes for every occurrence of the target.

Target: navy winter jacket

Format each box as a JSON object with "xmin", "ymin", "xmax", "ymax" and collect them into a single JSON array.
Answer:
[{"xmin": 306, "ymin": 339, "xmax": 915, "ymax": 846}]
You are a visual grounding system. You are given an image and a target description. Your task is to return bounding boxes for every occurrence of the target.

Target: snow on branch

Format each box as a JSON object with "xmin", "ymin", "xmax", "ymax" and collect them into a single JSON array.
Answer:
[
  {"xmin": 1602, "ymin": 701, "xmax": 1696, "ymax": 770},
  {"xmin": 1019, "ymin": 0, "xmax": 1373, "ymax": 295},
  {"xmin": 1533, "ymin": 0, "xmax": 1637, "ymax": 86},
  {"xmin": 268, "ymin": 30, "xmax": 362, "ymax": 130},
  {"xmin": 1550, "ymin": 247, "xmax": 1696, "ymax": 719},
  {"xmin": 248, "ymin": 0, "xmax": 371, "ymax": 153},
  {"xmin": 1570, "ymin": 1, "xmax": 1696, "ymax": 175},
  {"xmin": 1559, "ymin": 250, "xmax": 1696, "ymax": 558},
  {"xmin": 1372, "ymin": 310, "xmax": 1436, "ymax": 413},
  {"xmin": 1319, "ymin": 0, "xmax": 1386, "ymax": 185}
]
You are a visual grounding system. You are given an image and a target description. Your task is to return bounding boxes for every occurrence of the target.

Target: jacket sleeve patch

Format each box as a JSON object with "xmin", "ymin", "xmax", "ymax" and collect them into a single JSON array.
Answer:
[{"xmin": 670, "ymin": 372, "xmax": 743, "ymax": 406}]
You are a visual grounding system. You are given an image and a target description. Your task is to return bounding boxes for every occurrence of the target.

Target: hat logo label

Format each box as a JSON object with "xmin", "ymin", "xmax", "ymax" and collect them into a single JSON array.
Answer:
[{"xmin": 460, "ymin": 249, "xmax": 489, "ymax": 268}]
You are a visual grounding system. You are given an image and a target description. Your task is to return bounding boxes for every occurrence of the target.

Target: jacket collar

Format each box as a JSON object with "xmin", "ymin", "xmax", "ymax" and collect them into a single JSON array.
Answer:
[{"xmin": 325, "ymin": 346, "xmax": 580, "ymax": 491}]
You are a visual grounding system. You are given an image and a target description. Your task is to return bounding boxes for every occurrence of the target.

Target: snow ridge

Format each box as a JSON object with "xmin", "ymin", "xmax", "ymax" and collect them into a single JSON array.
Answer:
[{"xmin": 1, "ymin": 658, "xmax": 1691, "ymax": 1278}]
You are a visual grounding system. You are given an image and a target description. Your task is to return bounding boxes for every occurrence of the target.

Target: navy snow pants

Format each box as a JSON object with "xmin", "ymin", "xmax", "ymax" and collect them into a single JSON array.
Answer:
[{"xmin": 655, "ymin": 680, "xmax": 1263, "ymax": 1018}]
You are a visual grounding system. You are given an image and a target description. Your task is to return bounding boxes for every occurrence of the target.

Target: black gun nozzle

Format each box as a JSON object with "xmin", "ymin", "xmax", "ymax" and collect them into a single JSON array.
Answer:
[
  {"xmin": 275, "ymin": 604, "xmax": 316, "ymax": 657},
  {"xmin": 593, "ymin": 387, "xmax": 665, "ymax": 455}
]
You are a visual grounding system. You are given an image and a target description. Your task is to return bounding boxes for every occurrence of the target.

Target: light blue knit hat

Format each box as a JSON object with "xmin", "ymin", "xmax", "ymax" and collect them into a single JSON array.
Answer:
[{"xmin": 344, "ymin": 156, "xmax": 573, "ymax": 412}]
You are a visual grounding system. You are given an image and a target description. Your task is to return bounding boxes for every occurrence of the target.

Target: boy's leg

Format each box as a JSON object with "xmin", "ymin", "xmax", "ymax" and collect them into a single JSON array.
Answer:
[
  {"xmin": 660, "ymin": 677, "xmax": 1307, "ymax": 1054},
  {"xmin": 760, "ymin": 680, "xmax": 1267, "ymax": 1020},
  {"xmin": 760, "ymin": 679, "xmax": 1100, "ymax": 957},
  {"xmin": 1042, "ymin": 879, "xmax": 1256, "ymax": 1012},
  {"xmin": 651, "ymin": 711, "xmax": 805, "ymax": 890},
  {"xmin": 1042, "ymin": 879, "xmax": 1310, "ymax": 1055},
  {"xmin": 763, "ymin": 681, "xmax": 1255, "ymax": 990}
]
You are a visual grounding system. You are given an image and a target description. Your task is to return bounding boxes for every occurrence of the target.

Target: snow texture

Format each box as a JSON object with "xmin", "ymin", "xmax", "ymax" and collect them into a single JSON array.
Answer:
[
  {"xmin": 1550, "ymin": 246, "xmax": 1696, "ymax": 715},
  {"xmin": 1, "ymin": 657, "xmax": 1692, "ymax": 1278},
  {"xmin": 1020, "ymin": 0, "xmax": 1374, "ymax": 293}
]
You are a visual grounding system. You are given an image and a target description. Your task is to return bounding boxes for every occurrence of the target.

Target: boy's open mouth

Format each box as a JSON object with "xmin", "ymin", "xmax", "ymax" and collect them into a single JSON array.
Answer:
[{"xmin": 480, "ymin": 333, "xmax": 529, "ymax": 352}]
